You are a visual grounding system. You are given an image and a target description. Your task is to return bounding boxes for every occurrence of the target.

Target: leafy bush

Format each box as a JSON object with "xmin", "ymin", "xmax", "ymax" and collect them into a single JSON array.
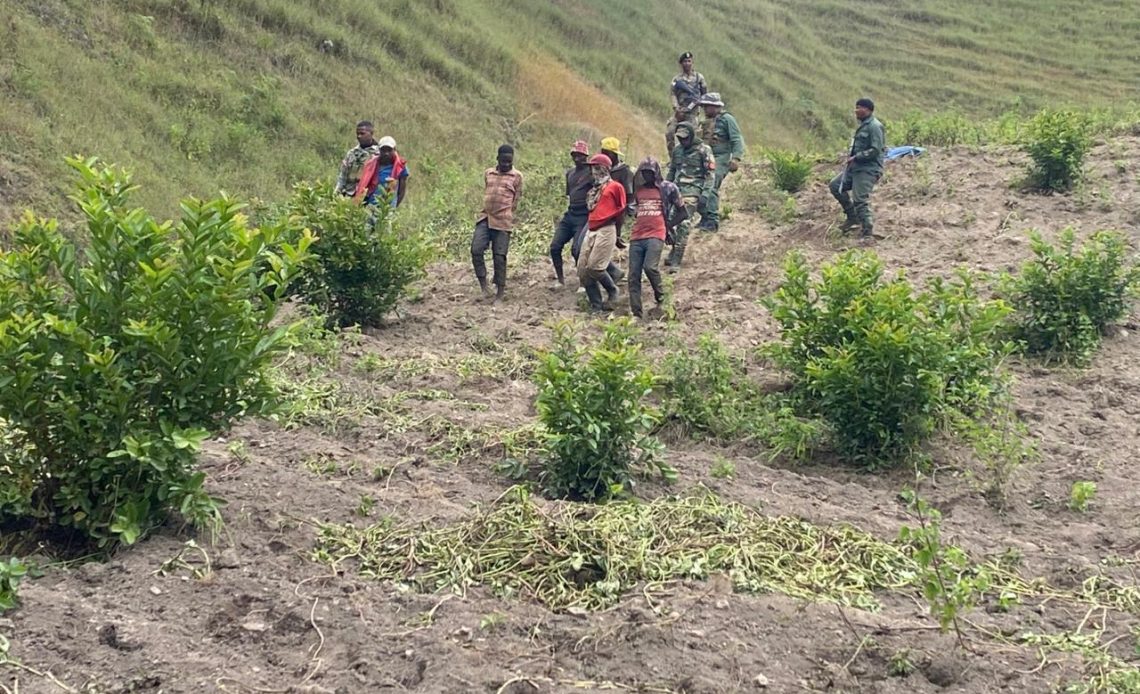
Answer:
[
  {"xmin": 273, "ymin": 183, "xmax": 430, "ymax": 327},
  {"xmin": 534, "ymin": 321, "xmax": 670, "ymax": 501},
  {"xmin": 1023, "ymin": 110, "xmax": 1090, "ymax": 192},
  {"xmin": 766, "ymin": 150, "xmax": 814, "ymax": 193},
  {"xmin": 0, "ymin": 557, "xmax": 28, "ymax": 612},
  {"xmin": 763, "ymin": 251, "xmax": 1011, "ymax": 465},
  {"xmin": 0, "ymin": 158, "xmax": 310, "ymax": 547},
  {"xmin": 1001, "ymin": 229, "xmax": 1139, "ymax": 364}
]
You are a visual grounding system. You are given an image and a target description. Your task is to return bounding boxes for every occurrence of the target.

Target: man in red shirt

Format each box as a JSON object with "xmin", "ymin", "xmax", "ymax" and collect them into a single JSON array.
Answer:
[
  {"xmin": 577, "ymin": 153, "xmax": 626, "ymax": 313},
  {"xmin": 628, "ymin": 157, "xmax": 685, "ymax": 318}
]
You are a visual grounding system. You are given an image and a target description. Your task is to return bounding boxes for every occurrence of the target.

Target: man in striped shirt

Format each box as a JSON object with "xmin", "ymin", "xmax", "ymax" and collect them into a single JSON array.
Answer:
[{"xmin": 471, "ymin": 144, "xmax": 524, "ymax": 302}]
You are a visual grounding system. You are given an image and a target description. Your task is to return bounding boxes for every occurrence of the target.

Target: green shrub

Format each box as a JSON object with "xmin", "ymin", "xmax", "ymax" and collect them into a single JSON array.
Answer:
[
  {"xmin": 0, "ymin": 557, "xmax": 28, "ymax": 612},
  {"xmin": 275, "ymin": 183, "xmax": 430, "ymax": 327},
  {"xmin": 763, "ymin": 251, "xmax": 1011, "ymax": 465},
  {"xmin": 0, "ymin": 158, "xmax": 310, "ymax": 547},
  {"xmin": 766, "ymin": 150, "xmax": 814, "ymax": 193},
  {"xmin": 534, "ymin": 321, "xmax": 670, "ymax": 501},
  {"xmin": 1001, "ymin": 229, "xmax": 1140, "ymax": 364},
  {"xmin": 1023, "ymin": 110, "xmax": 1090, "ymax": 192}
]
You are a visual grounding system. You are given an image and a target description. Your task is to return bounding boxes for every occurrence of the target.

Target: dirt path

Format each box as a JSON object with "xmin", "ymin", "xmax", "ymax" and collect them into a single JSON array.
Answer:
[{"xmin": 4, "ymin": 139, "xmax": 1140, "ymax": 693}]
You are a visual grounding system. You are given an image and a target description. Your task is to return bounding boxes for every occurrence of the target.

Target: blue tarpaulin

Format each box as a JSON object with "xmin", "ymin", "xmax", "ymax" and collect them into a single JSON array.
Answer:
[{"xmin": 886, "ymin": 146, "xmax": 925, "ymax": 161}]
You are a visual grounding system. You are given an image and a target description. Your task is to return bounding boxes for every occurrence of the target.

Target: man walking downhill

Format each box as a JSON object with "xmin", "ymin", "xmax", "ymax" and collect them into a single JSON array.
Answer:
[
  {"xmin": 472, "ymin": 145, "xmax": 523, "ymax": 302},
  {"xmin": 600, "ymin": 136, "xmax": 632, "ymax": 280},
  {"xmin": 628, "ymin": 157, "xmax": 685, "ymax": 319},
  {"xmin": 830, "ymin": 97, "xmax": 885, "ymax": 240},
  {"xmin": 354, "ymin": 135, "xmax": 409, "ymax": 209},
  {"xmin": 578, "ymin": 153, "xmax": 627, "ymax": 313},
  {"xmin": 665, "ymin": 123, "xmax": 715, "ymax": 272},
  {"xmin": 697, "ymin": 93, "xmax": 744, "ymax": 231},
  {"xmin": 549, "ymin": 140, "xmax": 593, "ymax": 289},
  {"xmin": 335, "ymin": 120, "xmax": 380, "ymax": 197},
  {"xmin": 664, "ymin": 52, "xmax": 708, "ymax": 154}
]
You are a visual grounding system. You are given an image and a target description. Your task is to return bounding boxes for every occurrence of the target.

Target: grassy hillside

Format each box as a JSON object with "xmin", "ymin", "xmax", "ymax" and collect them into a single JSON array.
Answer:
[{"xmin": 1, "ymin": 0, "xmax": 1137, "ymax": 233}]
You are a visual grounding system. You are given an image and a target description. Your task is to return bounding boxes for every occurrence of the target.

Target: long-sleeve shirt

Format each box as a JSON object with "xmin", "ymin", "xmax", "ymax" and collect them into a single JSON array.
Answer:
[
  {"xmin": 704, "ymin": 112, "xmax": 746, "ymax": 162},
  {"xmin": 565, "ymin": 165, "xmax": 593, "ymax": 212},
  {"xmin": 335, "ymin": 143, "xmax": 380, "ymax": 196},
  {"xmin": 849, "ymin": 116, "xmax": 886, "ymax": 174},
  {"xmin": 477, "ymin": 168, "xmax": 524, "ymax": 232},
  {"xmin": 670, "ymin": 71, "xmax": 708, "ymax": 112},
  {"xmin": 587, "ymin": 180, "xmax": 627, "ymax": 231}
]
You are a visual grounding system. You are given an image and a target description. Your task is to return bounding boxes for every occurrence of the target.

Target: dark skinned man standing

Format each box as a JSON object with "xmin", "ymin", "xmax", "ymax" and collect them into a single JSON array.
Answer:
[
  {"xmin": 830, "ymin": 98, "xmax": 885, "ymax": 239},
  {"xmin": 472, "ymin": 145, "xmax": 523, "ymax": 302},
  {"xmin": 335, "ymin": 120, "xmax": 380, "ymax": 197}
]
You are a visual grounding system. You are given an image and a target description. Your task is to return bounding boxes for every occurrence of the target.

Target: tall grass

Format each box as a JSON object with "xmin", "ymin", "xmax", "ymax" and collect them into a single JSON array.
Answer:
[{"xmin": 2, "ymin": 0, "xmax": 1138, "ymax": 242}]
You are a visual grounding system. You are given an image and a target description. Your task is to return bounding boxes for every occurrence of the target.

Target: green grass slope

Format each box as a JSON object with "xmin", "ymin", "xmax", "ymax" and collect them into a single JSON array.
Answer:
[{"xmin": 1, "ymin": 0, "xmax": 1137, "ymax": 230}]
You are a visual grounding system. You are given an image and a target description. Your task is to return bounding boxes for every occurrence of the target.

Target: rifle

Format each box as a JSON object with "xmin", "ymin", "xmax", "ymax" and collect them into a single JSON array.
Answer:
[{"xmin": 672, "ymin": 78, "xmax": 702, "ymax": 111}]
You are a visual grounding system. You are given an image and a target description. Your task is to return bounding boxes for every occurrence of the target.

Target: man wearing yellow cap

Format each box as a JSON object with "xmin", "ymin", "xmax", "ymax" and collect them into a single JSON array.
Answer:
[{"xmin": 599, "ymin": 137, "xmax": 633, "ymax": 283}]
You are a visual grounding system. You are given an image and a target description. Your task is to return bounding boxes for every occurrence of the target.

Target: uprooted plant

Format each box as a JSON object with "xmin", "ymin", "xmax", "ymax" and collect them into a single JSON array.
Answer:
[{"xmin": 0, "ymin": 158, "xmax": 310, "ymax": 547}]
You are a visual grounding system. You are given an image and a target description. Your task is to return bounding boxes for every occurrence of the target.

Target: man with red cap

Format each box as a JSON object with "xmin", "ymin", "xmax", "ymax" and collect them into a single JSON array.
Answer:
[
  {"xmin": 577, "ymin": 153, "xmax": 626, "ymax": 313},
  {"xmin": 548, "ymin": 140, "xmax": 593, "ymax": 289}
]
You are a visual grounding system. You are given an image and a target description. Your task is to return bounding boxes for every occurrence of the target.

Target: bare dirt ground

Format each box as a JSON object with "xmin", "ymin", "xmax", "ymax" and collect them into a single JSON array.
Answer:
[{"xmin": 4, "ymin": 137, "xmax": 1140, "ymax": 693}]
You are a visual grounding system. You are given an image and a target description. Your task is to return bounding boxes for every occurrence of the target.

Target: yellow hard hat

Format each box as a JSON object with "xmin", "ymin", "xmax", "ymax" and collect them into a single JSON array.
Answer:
[{"xmin": 600, "ymin": 137, "xmax": 623, "ymax": 157}]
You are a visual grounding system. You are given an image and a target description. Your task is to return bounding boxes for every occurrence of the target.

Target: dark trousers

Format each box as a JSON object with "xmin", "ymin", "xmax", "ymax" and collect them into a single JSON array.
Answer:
[
  {"xmin": 829, "ymin": 170, "xmax": 879, "ymax": 231},
  {"xmin": 471, "ymin": 220, "xmax": 510, "ymax": 288},
  {"xmin": 551, "ymin": 208, "xmax": 588, "ymax": 282},
  {"xmin": 628, "ymin": 238, "xmax": 665, "ymax": 317}
]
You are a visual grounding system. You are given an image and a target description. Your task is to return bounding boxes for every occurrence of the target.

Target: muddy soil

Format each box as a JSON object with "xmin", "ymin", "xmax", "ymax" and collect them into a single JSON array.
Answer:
[{"xmin": 4, "ymin": 138, "xmax": 1140, "ymax": 693}]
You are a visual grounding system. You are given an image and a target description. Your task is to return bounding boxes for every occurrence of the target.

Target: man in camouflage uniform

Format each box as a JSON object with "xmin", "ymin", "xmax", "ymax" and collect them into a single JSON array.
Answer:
[
  {"xmin": 664, "ymin": 122, "xmax": 716, "ymax": 271},
  {"xmin": 696, "ymin": 92, "xmax": 744, "ymax": 231},
  {"xmin": 335, "ymin": 120, "xmax": 380, "ymax": 197},
  {"xmin": 664, "ymin": 52, "xmax": 707, "ymax": 154},
  {"xmin": 830, "ymin": 97, "xmax": 885, "ymax": 239}
]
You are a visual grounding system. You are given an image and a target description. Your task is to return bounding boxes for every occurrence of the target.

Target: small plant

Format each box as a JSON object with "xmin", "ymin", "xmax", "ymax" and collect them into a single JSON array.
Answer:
[
  {"xmin": 0, "ymin": 159, "xmax": 310, "ymax": 547},
  {"xmin": 763, "ymin": 251, "xmax": 1012, "ymax": 465},
  {"xmin": 303, "ymin": 455, "xmax": 338, "ymax": 477},
  {"xmin": 766, "ymin": 150, "xmax": 814, "ymax": 193},
  {"xmin": 662, "ymin": 334, "xmax": 756, "ymax": 440},
  {"xmin": 888, "ymin": 649, "xmax": 915, "ymax": 677},
  {"xmin": 1069, "ymin": 481, "xmax": 1097, "ymax": 512},
  {"xmin": 226, "ymin": 441, "xmax": 252, "ymax": 465},
  {"xmin": 951, "ymin": 394, "xmax": 1037, "ymax": 508},
  {"xmin": 1001, "ymin": 229, "xmax": 1140, "ymax": 364},
  {"xmin": 479, "ymin": 612, "xmax": 506, "ymax": 632},
  {"xmin": 710, "ymin": 457, "xmax": 736, "ymax": 479},
  {"xmin": 1023, "ymin": 109, "xmax": 1090, "ymax": 192},
  {"xmin": 898, "ymin": 491, "xmax": 990, "ymax": 650},
  {"xmin": 534, "ymin": 320, "xmax": 671, "ymax": 501},
  {"xmin": 0, "ymin": 557, "xmax": 29, "ymax": 612},
  {"xmin": 356, "ymin": 494, "xmax": 376, "ymax": 518},
  {"xmin": 271, "ymin": 182, "xmax": 430, "ymax": 327}
]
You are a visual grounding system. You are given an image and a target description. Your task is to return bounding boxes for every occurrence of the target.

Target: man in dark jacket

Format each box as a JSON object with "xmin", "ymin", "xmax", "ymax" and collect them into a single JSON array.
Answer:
[
  {"xmin": 830, "ymin": 97, "xmax": 885, "ymax": 239},
  {"xmin": 549, "ymin": 140, "xmax": 592, "ymax": 289}
]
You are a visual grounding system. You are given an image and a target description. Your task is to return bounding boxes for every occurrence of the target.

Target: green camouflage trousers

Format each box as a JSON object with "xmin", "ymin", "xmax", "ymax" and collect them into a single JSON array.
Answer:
[{"xmin": 829, "ymin": 169, "xmax": 879, "ymax": 231}]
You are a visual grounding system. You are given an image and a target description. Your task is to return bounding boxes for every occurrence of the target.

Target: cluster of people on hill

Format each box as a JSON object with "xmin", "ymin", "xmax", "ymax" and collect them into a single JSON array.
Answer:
[{"xmin": 334, "ymin": 52, "xmax": 886, "ymax": 317}]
